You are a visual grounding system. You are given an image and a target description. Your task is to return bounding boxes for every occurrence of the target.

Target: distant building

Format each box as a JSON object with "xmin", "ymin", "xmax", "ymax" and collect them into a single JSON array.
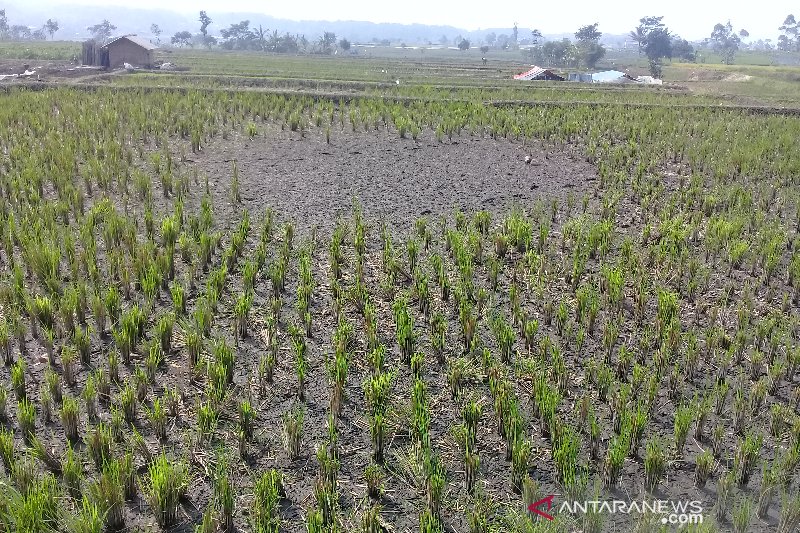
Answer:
[
  {"xmin": 568, "ymin": 70, "xmax": 637, "ymax": 83},
  {"xmin": 589, "ymin": 70, "xmax": 637, "ymax": 83},
  {"xmin": 513, "ymin": 66, "xmax": 565, "ymax": 81},
  {"xmin": 102, "ymin": 35, "xmax": 158, "ymax": 68}
]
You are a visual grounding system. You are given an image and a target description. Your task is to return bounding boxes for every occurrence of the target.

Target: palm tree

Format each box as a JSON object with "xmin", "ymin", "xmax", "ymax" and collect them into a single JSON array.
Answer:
[{"xmin": 629, "ymin": 27, "xmax": 646, "ymax": 54}]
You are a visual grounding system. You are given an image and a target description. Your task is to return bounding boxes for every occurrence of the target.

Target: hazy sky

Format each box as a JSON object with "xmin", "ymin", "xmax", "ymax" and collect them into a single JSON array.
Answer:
[{"xmin": 12, "ymin": 0, "xmax": 798, "ymax": 40}]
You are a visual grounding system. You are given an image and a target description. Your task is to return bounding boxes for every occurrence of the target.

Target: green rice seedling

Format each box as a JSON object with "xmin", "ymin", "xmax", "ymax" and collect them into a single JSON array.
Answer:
[
  {"xmin": 10, "ymin": 452, "xmax": 37, "ymax": 495},
  {"xmin": 510, "ymin": 439, "xmax": 531, "ymax": 493},
  {"xmin": 770, "ymin": 403, "xmax": 790, "ymax": 438},
  {"xmin": 673, "ymin": 404, "xmax": 693, "ymax": 456},
  {"xmin": 714, "ymin": 470, "xmax": 735, "ymax": 522},
  {"xmin": 213, "ymin": 460, "xmax": 234, "ymax": 532},
  {"xmin": 429, "ymin": 311, "xmax": 446, "ymax": 363},
  {"xmin": 212, "ymin": 337, "xmax": 236, "ymax": 385},
  {"xmin": 522, "ymin": 316, "xmax": 539, "ymax": 353},
  {"xmin": 238, "ymin": 399, "xmax": 255, "ymax": 441},
  {"xmin": 393, "ymin": 296, "xmax": 416, "ymax": 364},
  {"xmin": 778, "ymin": 491, "xmax": 800, "ymax": 533},
  {"xmin": 713, "ymin": 381, "xmax": 729, "ymax": 416},
  {"xmin": 410, "ymin": 351, "xmax": 424, "ymax": 381},
  {"xmin": 603, "ymin": 434, "xmax": 627, "ymax": 489},
  {"xmin": 695, "ymin": 449, "xmax": 714, "ymax": 488},
  {"xmin": 82, "ymin": 375, "xmax": 98, "ymax": 422},
  {"xmin": 94, "ymin": 368, "xmax": 110, "ymax": 405},
  {"xmin": 90, "ymin": 460, "xmax": 125, "ymax": 530},
  {"xmin": 0, "ymin": 319, "xmax": 11, "ymax": 365},
  {"xmin": 553, "ymin": 424, "xmax": 581, "ymax": 488},
  {"xmin": 288, "ymin": 326, "xmax": 307, "ymax": 399},
  {"xmin": 62, "ymin": 345, "xmax": 77, "ymax": 387},
  {"xmin": 11, "ymin": 359, "xmax": 26, "ymax": 400},
  {"xmin": 66, "ymin": 496, "xmax": 103, "ymax": 533},
  {"xmin": 197, "ymin": 400, "xmax": 219, "ymax": 442},
  {"xmin": 63, "ymin": 443, "xmax": 82, "ymax": 499},
  {"xmin": 693, "ymin": 394, "xmax": 711, "ymax": 440},
  {"xmin": 313, "ymin": 475, "xmax": 337, "ymax": 527},
  {"xmin": 283, "ymin": 406, "xmax": 304, "ymax": 460},
  {"xmin": 370, "ymin": 413, "xmax": 387, "ymax": 463},
  {"xmin": 142, "ymin": 454, "xmax": 189, "ymax": 527},
  {"xmin": 644, "ymin": 438, "xmax": 667, "ymax": 493},
  {"xmin": 234, "ymin": 291, "xmax": 253, "ymax": 341},
  {"xmin": 364, "ymin": 463, "xmax": 384, "ymax": 499},
  {"xmin": 361, "ymin": 503, "xmax": 382, "ymax": 533},
  {"xmin": 155, "ymin": 312, "xmax": 175, "ymax": 353},
  {"xmin": 465, "ymin": 449, "xmax": 480, "ymax": 495},
  {"xmin": 134, "ymin": 366, "xmax": 149, "ymax": 401},
  {"xmin": 251, "ymin": 469, "xmax": 283, "ymax": 533},
  {"xmin": 711, "ymin": 423, "xmax": 725, "ymax": 458},
  {"xmin": 146, "ymin": 398, "xmax": 167, "ymax": 440},
  {"xmin": 17, "ymin": 398, "xmax": 36, "ymax": 444},
  {"xmin": 144, "ymin": 342, "xmax": 163, "ymax": 384},
  {"xmin": 9, "ymin": 469, "xmax": 62, "ymax": 530},
  {"xmin": 74, "ymin": 325, "xmax": 91, "ymax": 366},
  {"xmin": 119, "ymin": 382, "xmax": 137, "ymax": 422},
  {"xmin": 91, "ymin": 291, "xmax": 107, "ymax": 338},
  {"xmin": 419, "ymin": 507, "xmax": 443, "ymax": 533},
  {"xmin": 425, "ymin": 454, "xmax": 446, "ymax": 518},
  {"xmin": 757, "ymin": 461, "xmax": 777, "ymax": 518},
  {"xmin": 40, "ymin": 387, "xmax": 53, "ymax": 424},
  {"xmin": 41, "ymin": 326, "xmax": 55, "ymax": 364},
  {"xmin": 0, "ymin": 427, "xmax": 14, "ymax": 472},
  {"xmin": 111, "ymin": 327, "xmax": 132, "ymax": 367},
  {"xmin": 732, "ymin": 496, "xmax": 753, "ymax": 533},
  {"xmin": 117, "ymin": 448, "xmax": 137, "ymax": 501},
  {"xmin": 733, "ymin": 431, "xmax": 762, "ymax": 487},
  {"xmin": 61, "ymin": 396, "xmax": 80, "ymax": 443},
  {"xmin": 85, "ymin": 423, "xmax": 113, "ymax": 469}
]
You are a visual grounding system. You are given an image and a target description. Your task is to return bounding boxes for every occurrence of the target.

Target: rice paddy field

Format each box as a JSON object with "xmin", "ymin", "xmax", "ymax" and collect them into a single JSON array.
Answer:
[{"xmin": 1, "ymin": 46, "xmax": 800, "ymax": 533}]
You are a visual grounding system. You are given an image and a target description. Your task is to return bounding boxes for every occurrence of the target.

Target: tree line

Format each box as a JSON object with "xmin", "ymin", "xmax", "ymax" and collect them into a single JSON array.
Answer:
[
  {"xmin": 0, "ymin": 10, "xmax": 59, "ymax": 41},
  {"xmin": 163, "ymin": 12, "xmax": 350, "ymax": 55}
]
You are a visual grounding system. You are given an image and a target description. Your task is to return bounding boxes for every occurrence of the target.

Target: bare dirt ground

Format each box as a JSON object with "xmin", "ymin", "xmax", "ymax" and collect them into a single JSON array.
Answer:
[{"xmin": 192, "ymin": 125, "xmax": 597, "ymax": 234}]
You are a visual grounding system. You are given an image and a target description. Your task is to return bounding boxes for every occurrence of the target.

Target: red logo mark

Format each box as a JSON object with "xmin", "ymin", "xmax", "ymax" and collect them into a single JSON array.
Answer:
[{"xmin": 528, "ymin": 494, "xmax": 555, "ymax": 520}]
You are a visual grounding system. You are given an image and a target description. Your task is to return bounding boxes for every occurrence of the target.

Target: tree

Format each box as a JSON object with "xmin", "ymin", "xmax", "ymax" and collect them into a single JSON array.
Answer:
[
  {"xmin": 151, "ymin": 24, "xmax": 162, "ymax": 44},
  {"xmin": 480, "ymin": 45, "xmax": 489, "ymax": 53},
  {"xmin": 252, "ymin": 25, "xmax": 267, "ymax": 51},
  {"xmin": 198, "ymin": 11, "xmax": 214, "ymax": 48},
  {"xmin": 739, "ymin": 29, "xmax": 749, "ymax": 39},
  {"xmin": 0, "ymin": 10, "xmax": 8, "ymax": 39},
  {"xmin": 199, "ymin": 11, "xmax": 212, "ymax": 37},
  {"xmin": 531, "ymin": 29, "xmax": 542, "ymax": 45},
  {"xmin": 630, "ymin": 16, "xmax": 665, "ymax": 55},
  {"xmin": 88, "ymin": 20, "xmax": 116, "ymax": 43},
  {"xmin": 439, "ymin": 34, "xmax": 448, "ymax": 45},
  {"xmin": 44, "ymin": 19, "xmax": 59, "ymax": 40},
  {"xmin": 535, "ymin": 38, "xmax": 578, "ymax": 67},
  {"xmin": 10, "ymin": 25, "xmax": 31, "ymax": 40},
  {"xmin": 317, "ymin": 31, "xmax": 336, "ymax": 54},
  {"xmin": 779, "ymin": 14, "xmax": 799, "ymax": 51},
  {"xmin": 220, "ymin": 21, "xmax": 256, "ymax": 50},
  {"xmin": 575, "ymin": 23, "xmax": 605, "ymax": 69},
  {"xmin": 458, "ymin": 38, "xmax": 470, "ymax": 51},
  {"xmin": 671, "ymin": 37, "xmax": 696, "ymax": 61},
  {"xmin": 171, "ymin": 31, "xmax": 193, "ymax": 48},
  {"xmin": 644, "ymin": 27, "xmax": 672, "ymax": 76},
  {"xmin": 32, "ymin": 27, "xmax": 46, "ymax": 41},
  {"xmin": 710, "ymin": 21, "xmax": 741, "ymax": 64},
  {"xmin": 485, "ymin": 32, "xmax": 496, "ymax": 47},
  {"xmin": 338, "ymin": 38, "xmax": 351, "ymax": 51},
  {"xmin": 629, "ymin": 27, "xmax": 646, "ymax": 54}
]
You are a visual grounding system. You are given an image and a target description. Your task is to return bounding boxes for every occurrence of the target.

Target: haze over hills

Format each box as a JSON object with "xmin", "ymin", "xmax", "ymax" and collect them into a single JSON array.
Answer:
[{"xmin": 2, "ymin": 3, "xmax": 664, "ymax": 46}]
